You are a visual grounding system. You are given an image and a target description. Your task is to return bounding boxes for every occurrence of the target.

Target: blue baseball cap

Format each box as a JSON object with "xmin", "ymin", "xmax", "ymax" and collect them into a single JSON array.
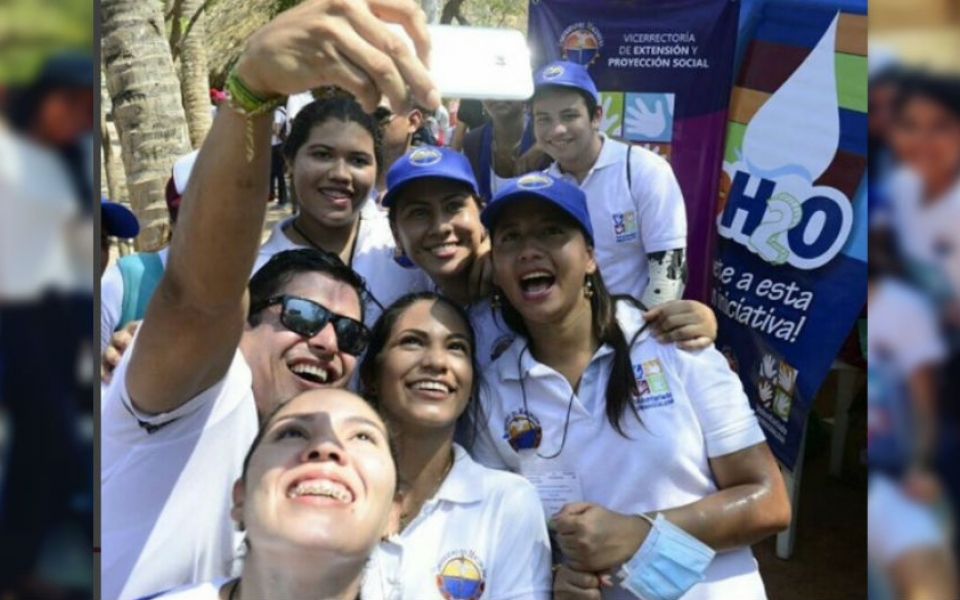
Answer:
[
  {"xmin": 533, "ymin": 61, "xmax": 599, "ymax": 103},
  {"xmin": 381, "ymin": 146, "xmax": 480, "ymax": 208},
  {"xmin": 35, "ymin": 51, "xmax": 94, "ymax": 88},
  {"xmin": 101, "ymin": 197, "xmax": 140, "ymax": 239},
  {"xmin": 481, "ymin": 173, "xmax": 594, "ymax": 246}
]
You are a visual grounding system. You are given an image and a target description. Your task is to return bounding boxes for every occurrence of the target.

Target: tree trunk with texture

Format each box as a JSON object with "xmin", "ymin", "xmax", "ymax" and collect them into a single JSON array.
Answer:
[
  {"xmin": 102, "ymin": 0, "xmax": 191, "ymax": 251},
  {"xmin": 174, "ymin": 0, "xmax": 213, "ymax": 148},
  {"xmin": 100, "ymin": 68, "xmax": 128, "ymax": 204}
]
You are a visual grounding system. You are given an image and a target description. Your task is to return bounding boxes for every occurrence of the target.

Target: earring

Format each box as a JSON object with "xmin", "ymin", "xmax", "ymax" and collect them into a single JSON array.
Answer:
[
  {"xmin": 584, "ymin": 277, "xmax": 594, "ymax": 299},
  {"xmin": 491, "ymin": 292, "xmax": 502, "ymax": 311},
  {"xmin": 236, "ymin": 520, "xmax": 245, "ymax": 532}
]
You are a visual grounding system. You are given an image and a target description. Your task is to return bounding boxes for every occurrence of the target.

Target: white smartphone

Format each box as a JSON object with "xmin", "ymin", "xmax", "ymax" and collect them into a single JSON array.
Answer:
[{"xmin": 388, "ymin": 24, "xmax": 534, "ymax": 101}]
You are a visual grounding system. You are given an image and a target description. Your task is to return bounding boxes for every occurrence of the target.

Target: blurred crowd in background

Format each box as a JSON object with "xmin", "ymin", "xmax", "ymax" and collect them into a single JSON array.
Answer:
[
  {"xmin": 868, "ymin": 1, "xmax": 960, "ymax": 597},
  {"xmin": 0, "ymin": 2, "xmax": 94, "ymax": 599}
]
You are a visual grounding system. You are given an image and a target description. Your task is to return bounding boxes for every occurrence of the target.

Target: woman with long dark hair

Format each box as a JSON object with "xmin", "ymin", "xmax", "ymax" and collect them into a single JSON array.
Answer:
[
  {"xmin": 474, "ymin": 173, "xmax": 790, "ymax": 600},
  {"xmin": 358, "ymin": 292, "xmax": 551, "ymax": 599}
]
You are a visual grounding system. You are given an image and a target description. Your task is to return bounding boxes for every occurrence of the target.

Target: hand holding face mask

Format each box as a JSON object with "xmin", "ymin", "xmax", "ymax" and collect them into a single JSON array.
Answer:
[{"xmin": 551, "ymin": 502, "xmax": 652, "ymax": 572}]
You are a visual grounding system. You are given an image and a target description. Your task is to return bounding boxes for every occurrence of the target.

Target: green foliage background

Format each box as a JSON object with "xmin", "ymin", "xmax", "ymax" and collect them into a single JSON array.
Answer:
[{"xmin": 0, "ymin": 0, "xmax": 94, "ymax": 84}]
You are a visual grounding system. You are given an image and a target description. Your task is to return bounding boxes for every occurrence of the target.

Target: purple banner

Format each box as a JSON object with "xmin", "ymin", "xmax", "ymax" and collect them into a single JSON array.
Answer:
[{"xmin": 527, "ymin": 0, "xmax": 740, "ymax": 302}]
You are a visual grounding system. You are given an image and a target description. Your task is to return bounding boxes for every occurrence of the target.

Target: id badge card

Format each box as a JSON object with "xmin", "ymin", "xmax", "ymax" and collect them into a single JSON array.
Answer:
[{"xmin": 518, "ymin": 451, "xmax": 584, "ymax": 518}]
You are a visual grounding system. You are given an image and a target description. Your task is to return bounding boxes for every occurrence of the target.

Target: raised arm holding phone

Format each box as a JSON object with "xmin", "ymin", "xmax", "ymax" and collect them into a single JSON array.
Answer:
[{"xmin": 101, "ymin": 2, "xmax": 440, "ymax": 598}]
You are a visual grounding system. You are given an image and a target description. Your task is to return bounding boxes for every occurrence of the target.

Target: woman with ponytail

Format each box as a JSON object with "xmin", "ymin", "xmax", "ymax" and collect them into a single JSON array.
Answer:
[{"xmin": 474, "ymin": 173, "xmax": 791, "ymax": 600}]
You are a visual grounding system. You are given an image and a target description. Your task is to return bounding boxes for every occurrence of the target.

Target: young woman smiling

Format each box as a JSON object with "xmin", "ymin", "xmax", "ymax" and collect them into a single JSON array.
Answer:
[
  {"xmin": 142, "ymin": 389, "xmax": 399, "ymax": 600},
  {"xmin": 358, "ymin": 292, "xmax": 552, "ymax": 600},
  {"xmin": 382, "ymin": 146, "xmax": 720, "ymax": 367},
  {"xmin": 254, "ymin": 96, "xmax": 432, "ymax": 325}
]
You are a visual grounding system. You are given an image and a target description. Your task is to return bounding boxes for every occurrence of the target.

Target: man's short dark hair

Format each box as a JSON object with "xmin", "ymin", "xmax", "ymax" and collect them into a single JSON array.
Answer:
[{"xmin": 248, "ymin": 249, "xmax": 368, "ymax": 326}]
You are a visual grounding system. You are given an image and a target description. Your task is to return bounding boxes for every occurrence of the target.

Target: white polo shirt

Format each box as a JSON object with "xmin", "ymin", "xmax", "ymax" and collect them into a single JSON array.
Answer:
[
  {"xmin": 889, "ymin": 168, "xmax": 960, "ymax": 299},
  {"xmin": 472, "ymin": 300, "xmax": 768, "ymax": 600},
  {"xmin": 254, "ymin": 199, "xmax": 432, "ymax": 327},
  {"xmin": 465, "ymin": 298, "xmax": 516, "ymax": 369},
  {"xmin": 362, "ymin": 444, "xmax": 552, "ymax": 600},
  {"xmin": 101, "ymin": 345, "xmax": 257, "ymax": 600},
  {"xmin": 546, "ymin": 135, "xmax": 687, "ymax": 302},
  {"xmin": 0, "ymin": 131, "xmax": 78, "ymax": 301}
]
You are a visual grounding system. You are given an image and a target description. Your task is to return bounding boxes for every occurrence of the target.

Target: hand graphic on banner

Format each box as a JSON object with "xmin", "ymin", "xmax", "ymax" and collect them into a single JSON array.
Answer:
[
  {"xmin": 760, "ymin": 354, "xmax": 778, "ymax": 380},
  {"xmin": 625, "ymin": 97, "xmax": 667, "ymax": 139},
  {"xmin": 758, "ymin": 381, "xmax": 774, "ymax": 407},
  {"xmin": 778, "ymin": 364, "xmax": 797, "ymax": 393}
]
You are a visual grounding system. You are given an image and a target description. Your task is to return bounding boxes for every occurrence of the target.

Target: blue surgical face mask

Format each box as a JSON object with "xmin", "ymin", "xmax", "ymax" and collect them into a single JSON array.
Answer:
[{"xmin": 618, "ymin": 513, "xmax": 716, "ymax": 600}]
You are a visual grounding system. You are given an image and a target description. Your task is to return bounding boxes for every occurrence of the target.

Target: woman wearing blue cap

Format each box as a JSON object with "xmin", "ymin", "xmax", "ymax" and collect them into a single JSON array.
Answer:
[
  {"xmin": 531, "ymin": 60, "xmax": 688, "ymax": 310},
  {"xmin": 382, "ymin": 145, "xmax": 718, "ymax": 367},
  {"xmin": 474, "ymin": 173, "xmax": 790, "ymax": 600}
]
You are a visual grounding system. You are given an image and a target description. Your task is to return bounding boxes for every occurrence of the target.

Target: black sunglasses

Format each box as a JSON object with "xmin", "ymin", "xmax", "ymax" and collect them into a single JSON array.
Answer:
[{"xmin": 252, "ymin": 295, "xmax": 369, "ymax": 356}]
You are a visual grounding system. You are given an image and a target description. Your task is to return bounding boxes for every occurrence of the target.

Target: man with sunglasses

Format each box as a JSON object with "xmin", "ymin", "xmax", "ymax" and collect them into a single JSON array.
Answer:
[
  {"xmin": 100, "ymin": 0, "xmax": 438, "ymax": 597},
  {"xmin": 102, "ymin": 247, "xmax": 371, "ymax": 600}
]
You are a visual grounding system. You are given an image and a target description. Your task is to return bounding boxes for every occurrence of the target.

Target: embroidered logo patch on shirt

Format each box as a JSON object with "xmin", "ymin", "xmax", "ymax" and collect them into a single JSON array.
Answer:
[
  {"xmin": 613, "ymin": 211, "xmax": 639, "ymax": 243},
  {"xmin": 436, "ymin": 550, "xmax": 486, "ymax": 600},
  {"xmin": 503, "ymin": 409, "xmax": 542, "ymax": 451},
  {"xmin": 633, "ymin": 359, "xmax": 674, "ymax": 409}
]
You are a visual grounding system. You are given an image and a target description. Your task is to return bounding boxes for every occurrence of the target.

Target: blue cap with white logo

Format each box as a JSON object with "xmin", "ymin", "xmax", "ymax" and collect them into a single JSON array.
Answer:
[
  {"xmin": 381, "ymin": 146, "xmax": 480, "ymax": 208},
  {"xmin": 533, "ymin": 60, "xmax": 599, "ymax": 103},
  {"xmin": 481, "ymin": 173, "xmax": 594, "ymax": 246}
]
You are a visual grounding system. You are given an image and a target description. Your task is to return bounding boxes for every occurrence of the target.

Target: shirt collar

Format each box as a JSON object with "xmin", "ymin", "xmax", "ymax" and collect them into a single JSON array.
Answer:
[
  {"xmin": 545, "ymin": 133, "xmax": 620, "ymax": 180},
  {"xmin": 433, "ymin": 444, "xmax": 485, "ymax": 504},
  {"xmin": 495, "ymin": 299, "xmax": 651, "ymax": 383}
]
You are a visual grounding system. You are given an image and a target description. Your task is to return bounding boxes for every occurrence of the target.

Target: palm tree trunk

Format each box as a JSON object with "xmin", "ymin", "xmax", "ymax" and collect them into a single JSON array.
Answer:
[
  {"xmin": 100, "ymin": 68, "xmax": 127, "ymax": 204},
  {"xmin": 102, "ymin": 0, "xmax": 191, "ymax": 251},
  {"xmin": 173, "ymin": 0, "xmax": 214, "ymax": 148}
]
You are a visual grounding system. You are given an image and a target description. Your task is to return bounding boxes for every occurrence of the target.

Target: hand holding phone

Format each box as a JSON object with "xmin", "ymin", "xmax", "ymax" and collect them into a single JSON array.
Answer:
[{"xmin": 388, "ymin": 24, "xmax": 534, "ymax": 101}]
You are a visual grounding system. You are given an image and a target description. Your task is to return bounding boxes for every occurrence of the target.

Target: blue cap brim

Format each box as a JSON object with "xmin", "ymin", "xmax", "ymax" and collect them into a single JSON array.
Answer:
[
  {"xmin": 101, "ymin": 201, "xmax": 140, "ymax": 238},
  {"xmin": 481, "ymin": 189, "xmax": 594, "ymax": 247},
  {"xmin": 381, "ymin": 174, "xmax": 478, "ymax": 208}
]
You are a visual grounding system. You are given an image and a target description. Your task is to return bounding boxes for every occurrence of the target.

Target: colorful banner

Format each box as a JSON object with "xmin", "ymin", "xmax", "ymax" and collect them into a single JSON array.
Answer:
[
  {"xmin": 712, "ymin": 1, "xmax": 867, "ymax": 469},
  {"xmin": 527, "ymin": 0, "xmax": 740, "ymax": 303}
]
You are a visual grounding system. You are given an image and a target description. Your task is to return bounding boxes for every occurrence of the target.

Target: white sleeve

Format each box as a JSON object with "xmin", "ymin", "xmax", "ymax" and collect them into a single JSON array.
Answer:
[
  {"xmin": 487, "ymin": 479, "xmax": 553, "ymax": 600},
  {"xmin": 101, "ymin": 335, "xmax": 252, "ymax": 450},
  {"xmin": 100, "ymin": 262, "xmax": 124, "ymax": 354},
  {"xmin": 632, "ymin": 149, "xmax": 687, "ymax": 253},
  {"xmin": 671, "ymin": 345, "xmax": 766, "ymax": 458}
]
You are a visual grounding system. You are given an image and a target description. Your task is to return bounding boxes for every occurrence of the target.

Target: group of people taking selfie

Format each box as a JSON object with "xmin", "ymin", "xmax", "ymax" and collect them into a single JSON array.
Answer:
[{"xmin": 100, "ymin": 1, "xmax": 790, "ymax": 599}]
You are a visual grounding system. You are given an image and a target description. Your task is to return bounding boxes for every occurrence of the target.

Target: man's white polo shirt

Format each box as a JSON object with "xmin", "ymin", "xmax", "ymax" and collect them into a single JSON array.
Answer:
[
  {"xmin": 101, "ymin": 344, "xmax": 257, "ymax": 600},
  {"xmin": 473, "ymin": 301, "xmax": 768, "ymax": 600},
  {"xmin": 362, "ymin": 444, "xmax": 552, "ymax": 600},
  {"xmin": 546, "ymin": 135, "xmax": 687, "ymax": 302},
  {"xmin": 254, "ymin": 198, "xmax": 432, "ymax": 327}
]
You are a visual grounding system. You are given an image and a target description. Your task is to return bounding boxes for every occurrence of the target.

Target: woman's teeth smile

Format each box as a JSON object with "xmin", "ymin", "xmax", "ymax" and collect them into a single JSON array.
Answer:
[{"xmin": 430, "ymin": 242, "xmax": 459, "ymax": 258}]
